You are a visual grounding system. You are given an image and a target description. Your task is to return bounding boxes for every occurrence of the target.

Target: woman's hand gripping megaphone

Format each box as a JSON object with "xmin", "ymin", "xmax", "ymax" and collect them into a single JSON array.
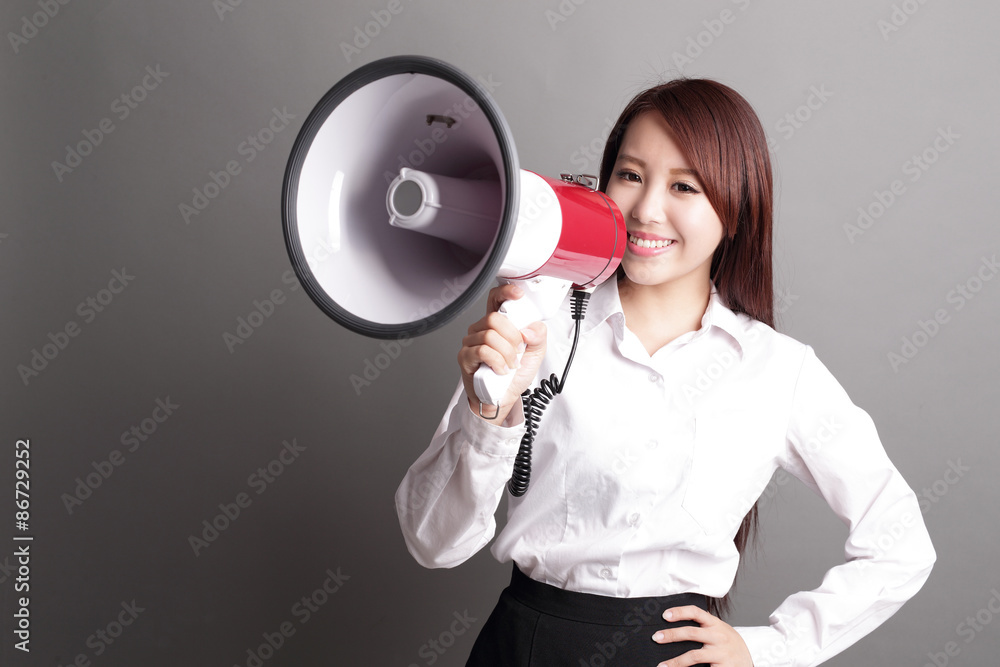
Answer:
[{"xmin": 458, "ymin": 277, "xmax": 571, "ymax": 422}]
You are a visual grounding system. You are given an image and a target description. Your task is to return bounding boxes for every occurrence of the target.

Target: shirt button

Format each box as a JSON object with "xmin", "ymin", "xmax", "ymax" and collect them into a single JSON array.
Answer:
[
  {"xmin": 646, "ymin": 439, "xmax": 658, "ymax": 450},
  {"xmin": 600, "ymin": 567, "xmax": 612, "ymax": 579},
  {"xmin": 648, "ymin": 373, "xmax": 660, "ymax": 383},
  {"xmin": 628, "ymin": 512, "xmax": 641, "ymax": 526}
]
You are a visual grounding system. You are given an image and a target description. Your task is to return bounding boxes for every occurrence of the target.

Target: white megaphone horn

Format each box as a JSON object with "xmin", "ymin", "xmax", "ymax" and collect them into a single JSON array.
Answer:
[{"xmin": 282, "ymin": 56, "xmax": 625, "ymax": 407}]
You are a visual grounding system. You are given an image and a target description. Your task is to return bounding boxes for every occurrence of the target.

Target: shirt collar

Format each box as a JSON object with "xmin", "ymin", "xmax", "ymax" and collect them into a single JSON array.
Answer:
[
  {"xmin": 701, "ymin": 286, "xmax": 748, "ymax": 359},
  {"xmin": 579, "ymin": 277, "xmax": 625, "ymax": 338},
  {"xmin": 581, "ymin": 279, "xmax": 749, "ymax": 358}
]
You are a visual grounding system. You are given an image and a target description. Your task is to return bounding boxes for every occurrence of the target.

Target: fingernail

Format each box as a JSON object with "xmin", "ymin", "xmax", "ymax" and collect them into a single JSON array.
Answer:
[
  {"xmin": 517, "ymin": 342, "xmax": 527, "ymax": 354},
  {"xmin": 652, "ymin": 632, "xmax": 663, "ymax": 642},
  {"xmin": 662, "ymin": 610, "xmax": 673, "ymax": 620}
]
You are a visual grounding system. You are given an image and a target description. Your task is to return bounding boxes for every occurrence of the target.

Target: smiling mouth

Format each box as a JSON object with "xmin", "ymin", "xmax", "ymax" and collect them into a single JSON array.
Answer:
[{"xmin": 628, "ymin": 234, "xmax": 676, "ymax": 249}]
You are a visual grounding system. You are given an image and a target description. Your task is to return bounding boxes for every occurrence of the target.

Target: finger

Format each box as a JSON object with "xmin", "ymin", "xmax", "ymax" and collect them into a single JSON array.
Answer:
[
  {"xmin": 482, "ymin": 321, "xmax": 525, "ymax": 370},
  {"xmin": 459, "ymin": 343, "xmax": 511, "ymax": 378},
  {"xmin": 662, "ymin": 605, "xmax": 715, "ymax": 625},
  {"xmin": 656, "ymin": 647, "xmax": 712, "ymax": 667},
  {"xmin": 486, "ymin": 283, "xmax": 524, "ymax": 313},
  {"xmin": 519, "ymin": 321, "xmax": 547, "ymax": 352},
  {"xmin": 460, "ymin": 329, "xmax": 522, "ymax": 374},
  {"xmin": 464, "ymin": 318, "xmax": 522, "ymax": 364},
  {"xmin": 483, "ymin": 310, "xmax": 526, "ymax": 349},
  {"xmin": 650, "ymin": 624, "xmax": 706, "ymax": 645},
  {"xmin": 466, "ymin": 309, "xmax": 524, "ymax": 346}
]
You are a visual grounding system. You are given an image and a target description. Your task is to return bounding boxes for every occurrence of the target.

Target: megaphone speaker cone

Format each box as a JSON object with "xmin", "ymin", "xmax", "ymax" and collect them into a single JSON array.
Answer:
[{"xmin": 282, "ymin": 56, "xmax": 520, "ymax": 338}]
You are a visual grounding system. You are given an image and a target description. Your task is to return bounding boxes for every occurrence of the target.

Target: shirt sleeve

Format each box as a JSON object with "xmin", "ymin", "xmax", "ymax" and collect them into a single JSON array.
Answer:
[
  {"xmin": 395, "ymin": 381, "xmax": 526, "ymax": 569},
  {"xmin": 733, "ymin": 346, "xmax": 936, "ymax": 667}
]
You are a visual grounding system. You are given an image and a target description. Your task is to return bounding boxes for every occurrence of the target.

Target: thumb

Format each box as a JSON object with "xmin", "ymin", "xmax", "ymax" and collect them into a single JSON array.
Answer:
[{"xmin": 519, "ymin": 322, "xmax": 547, "ymax": 353}]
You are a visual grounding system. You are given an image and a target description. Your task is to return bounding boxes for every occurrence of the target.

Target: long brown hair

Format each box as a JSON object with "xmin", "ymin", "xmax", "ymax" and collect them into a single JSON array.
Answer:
[{"xmin": 598, "ymin": 78, "xmax": 774, "ymax": 617}]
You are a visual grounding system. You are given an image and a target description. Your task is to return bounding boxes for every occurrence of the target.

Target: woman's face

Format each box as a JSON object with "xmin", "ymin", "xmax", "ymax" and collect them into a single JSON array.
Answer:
[{"xmin": 605, "ymin": 111, "xmax": 725, "ymax": 291}]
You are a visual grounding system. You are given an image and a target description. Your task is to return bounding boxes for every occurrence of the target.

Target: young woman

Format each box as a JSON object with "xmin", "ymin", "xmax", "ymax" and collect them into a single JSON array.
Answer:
[{"xmin": 396, "ymin": 78, "xmax": 936, "ymax": 667}]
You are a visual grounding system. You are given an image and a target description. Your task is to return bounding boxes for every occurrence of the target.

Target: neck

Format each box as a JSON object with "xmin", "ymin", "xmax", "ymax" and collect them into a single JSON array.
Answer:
[{"xmin": 618, "ymin": 273, "xmax": 713, "ymax": 355}]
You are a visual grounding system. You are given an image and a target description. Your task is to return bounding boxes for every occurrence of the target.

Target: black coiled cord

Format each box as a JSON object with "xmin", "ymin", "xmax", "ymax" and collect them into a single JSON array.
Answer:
[{"xmin": 507, "ymin": 289, "xmax": 591, "ymax": 497}]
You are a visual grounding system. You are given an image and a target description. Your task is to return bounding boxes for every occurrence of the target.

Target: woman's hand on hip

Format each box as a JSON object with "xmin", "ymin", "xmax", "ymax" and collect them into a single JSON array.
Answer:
[{"xmin": 651, "ymin": 605, "xmax": 754, "ymax": 667}]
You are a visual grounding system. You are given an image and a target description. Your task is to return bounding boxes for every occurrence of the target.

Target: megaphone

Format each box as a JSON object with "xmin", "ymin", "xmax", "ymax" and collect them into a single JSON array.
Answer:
[{"xmin": 282, "ymin": 56, "xmax": 625, "ymax": 407}]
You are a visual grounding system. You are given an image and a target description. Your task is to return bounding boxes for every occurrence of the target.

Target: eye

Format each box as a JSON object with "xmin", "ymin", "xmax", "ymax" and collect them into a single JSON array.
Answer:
[
  {"xmin": 672, "ymin": 181, "xmax": 701, "ymax": 194},
  {"xmin": 615, "ymin": 169, "xmax": 641, "ymax": 183}
]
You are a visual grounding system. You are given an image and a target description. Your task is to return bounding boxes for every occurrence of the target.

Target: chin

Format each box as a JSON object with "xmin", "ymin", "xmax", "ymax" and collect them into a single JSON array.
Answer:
[{"xmin": 621, "ymin": 261, "xmax": 670, "ymax": 286}]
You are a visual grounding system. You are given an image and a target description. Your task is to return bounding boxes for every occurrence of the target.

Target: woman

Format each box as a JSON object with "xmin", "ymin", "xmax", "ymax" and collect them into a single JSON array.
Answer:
[{"xmin": 395, "ymin": 78, "xmax": 936, "ymax": 667}]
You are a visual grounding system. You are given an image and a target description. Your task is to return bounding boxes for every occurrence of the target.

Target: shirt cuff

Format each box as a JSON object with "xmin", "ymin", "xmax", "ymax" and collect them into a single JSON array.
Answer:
[
  {"xmin": 457, "ymin": 394, "xmax": 525, "ymax": 458},
  {"xmin": 733, "ymin": 625, "xmax": 794, "ymax": 667}
]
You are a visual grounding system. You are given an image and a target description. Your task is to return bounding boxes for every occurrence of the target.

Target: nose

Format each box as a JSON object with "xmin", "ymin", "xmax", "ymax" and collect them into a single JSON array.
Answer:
[{"xmin": 630, "ymin": 185, "xmax": 667, "ymax": 226}]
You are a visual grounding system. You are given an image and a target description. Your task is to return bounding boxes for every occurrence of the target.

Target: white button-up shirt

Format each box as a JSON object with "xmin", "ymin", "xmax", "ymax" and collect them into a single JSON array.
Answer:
[{"xmin": 396, "ymin": 279, "xmax": 935, "ymax": 667}]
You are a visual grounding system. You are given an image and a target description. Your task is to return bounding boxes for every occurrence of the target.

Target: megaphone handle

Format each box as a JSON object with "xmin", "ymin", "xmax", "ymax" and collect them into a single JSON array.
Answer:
[{"xmin": 472, "ymin": 277, "xmax": 572, "ymax": 407}]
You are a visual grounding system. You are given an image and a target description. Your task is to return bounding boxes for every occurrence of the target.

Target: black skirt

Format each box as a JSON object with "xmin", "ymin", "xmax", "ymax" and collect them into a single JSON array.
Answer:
[{"xmin": 466, "ymin": 564, "xmax": 710, "ymax": 666}]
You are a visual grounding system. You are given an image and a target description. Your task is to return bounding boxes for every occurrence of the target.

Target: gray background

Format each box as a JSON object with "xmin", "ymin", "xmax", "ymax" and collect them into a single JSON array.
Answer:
[{"xmin": 2, "ymin": 0, "xmax": 998, "ymax": 665}]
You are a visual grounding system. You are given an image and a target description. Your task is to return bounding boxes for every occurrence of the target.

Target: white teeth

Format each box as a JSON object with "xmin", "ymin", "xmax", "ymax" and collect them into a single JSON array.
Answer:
[{"xmin": 629, "ymin": 234, "xmax": 674, "ymax": 249}]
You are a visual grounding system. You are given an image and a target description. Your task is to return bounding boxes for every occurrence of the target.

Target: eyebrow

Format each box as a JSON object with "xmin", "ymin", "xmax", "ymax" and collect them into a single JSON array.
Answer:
[{"xmin": 617, "ymin": 154, "xmax": 700, "ymax": 178}]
